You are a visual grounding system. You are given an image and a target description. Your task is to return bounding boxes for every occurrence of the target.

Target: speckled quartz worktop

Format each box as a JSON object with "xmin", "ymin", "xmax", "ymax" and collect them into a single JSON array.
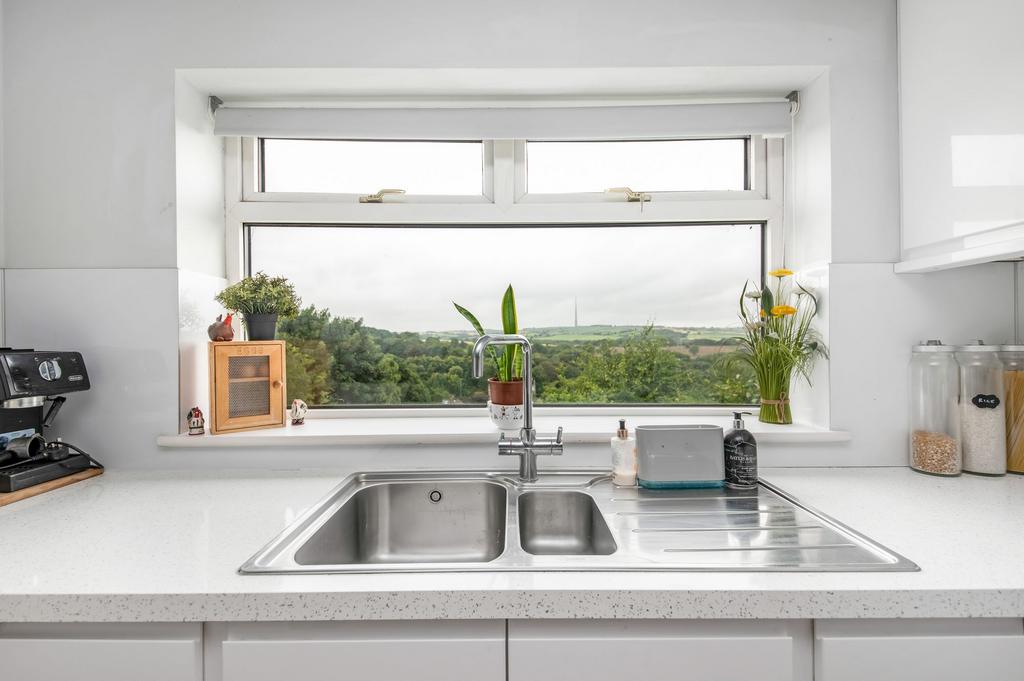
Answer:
[{"xmin": 0, "ymin": 467, "xmax": 1022, "ymax": 622}]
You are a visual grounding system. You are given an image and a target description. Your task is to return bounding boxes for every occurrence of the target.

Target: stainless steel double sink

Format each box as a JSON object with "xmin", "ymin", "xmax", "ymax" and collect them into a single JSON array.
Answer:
[{"xmin": 240, "ymin": 471, "xmax": 917, "ymax": 574}]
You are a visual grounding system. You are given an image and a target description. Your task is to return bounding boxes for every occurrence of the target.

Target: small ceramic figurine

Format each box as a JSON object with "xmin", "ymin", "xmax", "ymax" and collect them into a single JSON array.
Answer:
[
  {"xmin": 290, "ymin": 399, "xmax": 309, "ymax": 426},
  {"xmin": 186, "ymin": 407, "xmax": 206, "ymax": 435},
  {"xmin": 207, "ymin": 313, "xmax": 235, "ymax": 342}
]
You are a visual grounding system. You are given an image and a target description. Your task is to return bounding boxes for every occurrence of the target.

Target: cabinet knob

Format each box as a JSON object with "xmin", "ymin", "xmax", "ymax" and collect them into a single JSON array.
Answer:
[{"xmin": 272, "ymin": 380, "xmax": 282, "ymax": 389}]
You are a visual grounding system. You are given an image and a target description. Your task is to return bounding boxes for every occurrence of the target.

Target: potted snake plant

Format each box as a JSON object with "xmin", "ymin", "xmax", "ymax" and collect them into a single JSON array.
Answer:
[
  {"xmin": 215, "ymin": 272, "xmax": 301, "ymax": 341},
  {"xmin": 454, "ymin": 285, "xmax": 524, "ymax": 430}
]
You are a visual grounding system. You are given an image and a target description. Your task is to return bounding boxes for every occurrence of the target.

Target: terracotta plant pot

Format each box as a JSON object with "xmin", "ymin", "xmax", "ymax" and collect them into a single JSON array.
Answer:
[{"xmin": 488, "ymin": 378, "xmax": 524, "ymax": 406}]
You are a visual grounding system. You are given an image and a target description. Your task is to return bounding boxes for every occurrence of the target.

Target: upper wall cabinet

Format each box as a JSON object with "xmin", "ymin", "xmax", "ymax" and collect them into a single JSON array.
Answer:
[{"xmin": 897, "ymin": 0, "xmax": 1024, "ymax": 273}]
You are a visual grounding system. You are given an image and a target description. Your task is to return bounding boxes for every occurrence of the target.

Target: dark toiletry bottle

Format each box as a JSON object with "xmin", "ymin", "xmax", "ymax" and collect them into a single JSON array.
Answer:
[{"xmin": 724, "ymin": 411, "xmax": 758, "ymax": 489}]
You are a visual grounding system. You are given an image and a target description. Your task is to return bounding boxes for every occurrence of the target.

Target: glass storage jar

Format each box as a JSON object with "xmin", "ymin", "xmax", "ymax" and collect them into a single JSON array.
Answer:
[
  {"xmin": 955, "ymin": 342, "xmax": 1006, "ymax": 476},
  {"xmin": 998, "ymin": 346, "xmax": 1024, "ymax": 474},
  {"xmin": 909, "ymin": 340, "xmax": 962, "ymax": 476}
]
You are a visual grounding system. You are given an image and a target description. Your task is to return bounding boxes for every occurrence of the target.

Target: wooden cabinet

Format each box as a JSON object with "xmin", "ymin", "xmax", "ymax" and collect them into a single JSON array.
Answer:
[
  {"xmin": 815, "ymin": 619, "xmax": 1024, "ymax": 681},
  {"xmin": 0, "ymin": 623, "xmax": 202, "ymax": 681},
  {"xmin": 205, "ymin": 621, "xmax": 505, "ymax": 681},
  {"xmin": 508, "ymin": 619, "xmax": 812, "ymax": 681},
  {"xmin": 208, "ymin": 341, "xmax": 286, "ymax": 434}
]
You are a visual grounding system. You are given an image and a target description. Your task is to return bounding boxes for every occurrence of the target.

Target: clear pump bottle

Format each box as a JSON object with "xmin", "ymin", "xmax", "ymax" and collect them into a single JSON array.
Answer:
[{"xmin": 611, "ymin": 419, "xmax": 637, "ymax": 486}]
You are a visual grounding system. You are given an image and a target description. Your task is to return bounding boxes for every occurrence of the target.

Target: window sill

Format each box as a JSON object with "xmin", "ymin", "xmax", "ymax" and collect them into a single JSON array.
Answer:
[{"xmin": 157, "ymin": 409, "xmax": 849, "ymax": 448}]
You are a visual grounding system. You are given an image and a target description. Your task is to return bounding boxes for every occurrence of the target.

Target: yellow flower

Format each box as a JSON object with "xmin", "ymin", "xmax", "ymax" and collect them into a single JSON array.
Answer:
[
  {"xmin": 769, "ymin": 268, "xmax": 794, "ymax": 278},
  {"xmin": 771, "ymin": 305, "xmax": 797, "ymax": 317}
]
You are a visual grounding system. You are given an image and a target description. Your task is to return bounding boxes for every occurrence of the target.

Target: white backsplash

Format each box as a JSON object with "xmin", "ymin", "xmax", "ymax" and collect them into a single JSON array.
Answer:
[
  {"xmin": 3, "ymin": 268, "xmax": 180, "ymax": 468},
  {"xmin": 829, "ymin": 261, "xmax": 1014, "ymax": 466}
]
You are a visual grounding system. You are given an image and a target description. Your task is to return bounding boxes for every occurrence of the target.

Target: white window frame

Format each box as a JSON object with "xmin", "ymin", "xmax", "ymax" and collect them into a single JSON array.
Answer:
[
  {"xmin": 242, "ymin": 138, "xmax": 496, "ymax": 204},
  {"xmin": 513, "ymin": 137, "xmax": 768, "ymax": 203},
  {"xmin": 223, "ymin": 135, "xmax": 786, "ymax": 414}
]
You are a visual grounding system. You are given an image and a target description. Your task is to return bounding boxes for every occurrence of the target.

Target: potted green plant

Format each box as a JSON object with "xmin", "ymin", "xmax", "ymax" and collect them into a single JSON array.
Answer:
[
  {"xmin": 454, "ymin": 284, "xmax": 524, "ymax": 409},
  {"xmin": 215, "ymin": 272, "xmax": 301, "ymax": 341},
  {"xmin": 730, "ymin": 268, "xmax": 828, "ymax": 424}
]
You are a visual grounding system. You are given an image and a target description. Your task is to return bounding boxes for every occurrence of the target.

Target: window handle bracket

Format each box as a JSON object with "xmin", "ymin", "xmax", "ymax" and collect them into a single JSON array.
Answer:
[
  {"xmin": 605, "ymin": 187, "xmax": 651, "ymax": 212},
  {"xmin": 359, "ymin": 188, "xmax": 407, "ymax": 204}
]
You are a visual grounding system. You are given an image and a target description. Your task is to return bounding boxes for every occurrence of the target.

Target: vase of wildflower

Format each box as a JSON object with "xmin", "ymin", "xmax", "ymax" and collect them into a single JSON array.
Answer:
[{"xmin": 732, "ymin": 268, "xmax": 828, "ymax": 425}]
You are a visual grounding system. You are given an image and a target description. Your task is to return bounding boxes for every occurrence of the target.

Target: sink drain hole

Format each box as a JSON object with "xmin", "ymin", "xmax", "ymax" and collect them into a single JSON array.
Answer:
[{"xmin": 428, "ymin": 489, "xmax": 443, "ymax": 503}]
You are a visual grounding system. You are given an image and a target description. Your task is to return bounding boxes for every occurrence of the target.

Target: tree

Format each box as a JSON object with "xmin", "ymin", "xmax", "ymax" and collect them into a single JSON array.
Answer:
[{"xmin": 284, "ymin": 341, "xmax": 332, "ymax": 404}]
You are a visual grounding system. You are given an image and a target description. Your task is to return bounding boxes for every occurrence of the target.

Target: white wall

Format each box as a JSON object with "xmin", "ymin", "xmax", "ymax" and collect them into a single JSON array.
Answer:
[
  {"xmin": 4, "ymin": 269, "xmax": 180, "ymax": 465},
  {"xmin": 4, "ymin": 0, "xmax": 902, "ymax": 268},
  {"xmin": 786, "ymin": 73, "xmax": 832, "ymax": 429},
  {"xmin": 1, "ymin": 0, "xmax": 1011, "ymax": 469},
  {"xmin": 178, "ymin": 269, "xmax": 226, "ymax": 433},
  {"xmin": 174, "ymin": 76, "xmax": 225, "ymax": 278}
]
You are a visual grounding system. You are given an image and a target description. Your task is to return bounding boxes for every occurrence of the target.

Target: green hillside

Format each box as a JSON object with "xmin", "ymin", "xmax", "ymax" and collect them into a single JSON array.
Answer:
[{"xmin": 424, "ymin": 324, "xmax": 742, "ymax": 344}]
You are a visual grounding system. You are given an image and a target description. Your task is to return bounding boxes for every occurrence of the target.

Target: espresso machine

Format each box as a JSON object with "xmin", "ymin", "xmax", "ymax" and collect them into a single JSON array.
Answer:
[{"xmin": 0, "ymin": 349, "xmax": 102, "ymax": 492}]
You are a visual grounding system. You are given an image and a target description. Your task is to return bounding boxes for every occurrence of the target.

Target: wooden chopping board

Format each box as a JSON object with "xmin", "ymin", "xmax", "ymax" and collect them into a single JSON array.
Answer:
[{"xmin": 0, "ymin": 468, "xmax": 103, "ymax": 507}]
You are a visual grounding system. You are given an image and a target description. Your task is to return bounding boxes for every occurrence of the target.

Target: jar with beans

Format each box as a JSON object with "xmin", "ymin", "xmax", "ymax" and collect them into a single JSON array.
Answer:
[{"xmin": 908, "ymin": 341, "xmax": 962, "ymax": 476}]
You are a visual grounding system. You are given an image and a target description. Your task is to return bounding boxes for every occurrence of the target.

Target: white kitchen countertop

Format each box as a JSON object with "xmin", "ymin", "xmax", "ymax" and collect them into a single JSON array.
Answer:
[{"xmin": 0, "ymin": 466, "xmax": 1022, "ymax": 622}]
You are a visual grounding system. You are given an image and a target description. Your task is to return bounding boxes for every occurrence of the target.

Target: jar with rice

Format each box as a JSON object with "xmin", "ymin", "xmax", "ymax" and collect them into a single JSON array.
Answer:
[{"xmin": 955, "ymin": 342, "xmax": 1006, "ymax": 476}]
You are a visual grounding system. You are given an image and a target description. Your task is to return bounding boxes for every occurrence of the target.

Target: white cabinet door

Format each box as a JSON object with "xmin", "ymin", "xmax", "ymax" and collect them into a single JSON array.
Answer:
[
  {"xmin": 0, "ymin": 623, "xmax": 202, "ymax": 681},
  {"xmin": 210, "ymin": 620, "xmax": 505, "ymax": 681},
  {"xmin": 508, "ymin": 619, "xmax": 811, "ymax": 681},
  {"xmin": 815, "ymin": 618, "xmax": 1024, "ymax": 681},
  {"xmin": 898, "ymin": 0, "xmax": 1024, "ymax": 270}
]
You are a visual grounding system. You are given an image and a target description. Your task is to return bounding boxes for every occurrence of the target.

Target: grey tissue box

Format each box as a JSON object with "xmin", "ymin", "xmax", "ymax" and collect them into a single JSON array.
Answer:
[{"xmin": 636, "ymin": 424, "xmax": 725, "ymax": 487}]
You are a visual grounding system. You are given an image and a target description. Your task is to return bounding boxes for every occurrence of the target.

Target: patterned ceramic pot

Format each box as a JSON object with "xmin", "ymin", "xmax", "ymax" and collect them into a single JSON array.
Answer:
[{"xmin": 487, "ymin": 401, "xmax": 524, "ymax": 433}]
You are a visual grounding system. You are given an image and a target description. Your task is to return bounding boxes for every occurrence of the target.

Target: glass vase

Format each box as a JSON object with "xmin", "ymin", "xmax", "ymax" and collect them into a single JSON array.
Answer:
[{"xmin": 759, "ymin": 379, "xmax": 793, "ymax": 424}]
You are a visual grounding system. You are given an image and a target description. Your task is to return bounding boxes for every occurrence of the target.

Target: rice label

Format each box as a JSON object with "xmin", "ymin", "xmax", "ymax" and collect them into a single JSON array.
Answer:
[{"xmin": 972, "ymin": 393, "xmax": 1001, "ymax": 409}]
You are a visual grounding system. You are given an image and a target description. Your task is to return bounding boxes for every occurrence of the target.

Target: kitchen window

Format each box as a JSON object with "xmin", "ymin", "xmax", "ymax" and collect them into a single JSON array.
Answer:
[
  {"xmin": 246, "ymin": 222, "xmax": 763, "ymax": 407},
  {"xmin": 225, "ymin": 133, "xmax": 785, "ymax": 409},
  {"xmin": 525, "ymin": 138, "xmax": 748, "ymax": 194},
  {"xmin": 259, "ymin": 139, "xmax": 487, "ymax": 197}
]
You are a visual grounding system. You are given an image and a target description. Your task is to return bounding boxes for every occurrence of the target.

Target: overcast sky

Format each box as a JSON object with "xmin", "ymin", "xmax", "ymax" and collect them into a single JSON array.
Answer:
[{"xmin": 250, "ymin": 224, "xmax": 760, "ymax": 332}]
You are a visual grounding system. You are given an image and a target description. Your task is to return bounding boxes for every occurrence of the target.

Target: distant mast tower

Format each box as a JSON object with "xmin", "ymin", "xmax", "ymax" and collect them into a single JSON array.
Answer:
[{"xmin": 573, "ymin": 297, "xmax": 579, "ymax": 328}]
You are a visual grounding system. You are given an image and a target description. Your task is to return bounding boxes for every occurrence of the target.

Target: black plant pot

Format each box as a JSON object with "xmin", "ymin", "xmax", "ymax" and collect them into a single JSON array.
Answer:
[{"xmin": 245, "ymin": 313, "xmax": 279, "ymax": 341}]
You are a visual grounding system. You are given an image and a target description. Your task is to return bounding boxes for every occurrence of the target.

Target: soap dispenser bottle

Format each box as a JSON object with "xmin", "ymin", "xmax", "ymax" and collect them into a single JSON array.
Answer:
[
  {"xmin": 611, "ymin": 419, "xmax": 637, "ymax": 486},
  {"xmin": 724, "ymin": 411, "xmax": 758, "ymax": 489}
]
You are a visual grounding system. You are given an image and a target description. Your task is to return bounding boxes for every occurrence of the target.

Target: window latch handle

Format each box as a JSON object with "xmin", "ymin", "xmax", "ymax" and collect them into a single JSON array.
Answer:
[
  {"xmin": 359, "ymin": 188, "xmax": 406, "ymax": 203},
  {"xmin": 605, "ymin": 187, "xmax": 651, "ymax": 212}
]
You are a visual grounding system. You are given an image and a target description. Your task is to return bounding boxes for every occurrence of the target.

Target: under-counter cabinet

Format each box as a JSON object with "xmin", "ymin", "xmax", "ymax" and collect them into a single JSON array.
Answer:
[
  {"xmin": 815, "ymin": 619, "xmax": 1024, "ymax": 681},
  {"xmin": 508, "ymin": 620, "xmax": 813, "ymax": 681},
  {"xmin": 204, "ymin": 621, "xmax": 505, "ymax": 681},
  {"xmin": 0, "ymin": 623, "xmax": 202, "ymax": 681},
  {"xmin": 5, "ymin": 618, "xmax": 1024, "ymax": 680}
]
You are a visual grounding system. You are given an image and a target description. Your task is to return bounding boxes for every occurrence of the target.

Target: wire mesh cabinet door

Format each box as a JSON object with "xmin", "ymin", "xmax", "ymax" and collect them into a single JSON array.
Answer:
[{"xmin": 209, "ymin": 341, "xmax": 286, "ymax": 434}]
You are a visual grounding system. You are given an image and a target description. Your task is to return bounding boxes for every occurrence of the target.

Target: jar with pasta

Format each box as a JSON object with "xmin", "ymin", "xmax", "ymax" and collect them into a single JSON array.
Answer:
[
  {"xmin": 909, "ymin": 340, "xmax": 962, "ymax": 476},
  {"xmin": 955, "ymin": 342, "xmax": 1006, "ymax": 476},
  {"xmin": 999, "ymin": 346, "xmax": 1024, "ymax": 474}
]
